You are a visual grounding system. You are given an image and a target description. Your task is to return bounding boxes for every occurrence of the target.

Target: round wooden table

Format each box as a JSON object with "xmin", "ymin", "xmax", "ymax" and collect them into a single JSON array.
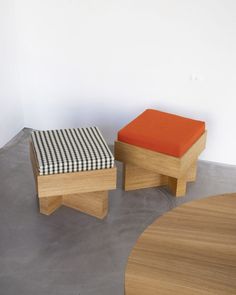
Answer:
[{"xmin": 125, "ymin": 194, "xmax": 236, "ymax": 295}]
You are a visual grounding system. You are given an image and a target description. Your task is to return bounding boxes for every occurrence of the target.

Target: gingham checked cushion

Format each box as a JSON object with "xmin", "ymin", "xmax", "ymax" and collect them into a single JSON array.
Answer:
[{"xmin": 31, "ymin": 127, "xmax": 114, "ymax": 175}]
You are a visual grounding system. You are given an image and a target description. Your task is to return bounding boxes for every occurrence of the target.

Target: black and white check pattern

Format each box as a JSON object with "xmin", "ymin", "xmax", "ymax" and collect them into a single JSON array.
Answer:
[{"xmin": 31, "ymin": 127, "xmax": 114, "ymax": 175}]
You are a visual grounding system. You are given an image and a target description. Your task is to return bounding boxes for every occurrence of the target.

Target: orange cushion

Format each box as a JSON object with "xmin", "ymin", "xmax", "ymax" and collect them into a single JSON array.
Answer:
[{"xmin": 118, "ymin": 109, "xmax": 205, "ymax": 157}]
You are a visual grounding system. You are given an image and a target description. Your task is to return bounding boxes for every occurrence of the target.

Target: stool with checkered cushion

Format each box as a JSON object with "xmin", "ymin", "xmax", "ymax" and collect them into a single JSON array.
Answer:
[
  {"xmin": 30, "ymin": 127, "xmax": 117, "ymax": 218},
  {"xmin": 115, "ymin": 109, "xmax": 206, "ymax": 197}
]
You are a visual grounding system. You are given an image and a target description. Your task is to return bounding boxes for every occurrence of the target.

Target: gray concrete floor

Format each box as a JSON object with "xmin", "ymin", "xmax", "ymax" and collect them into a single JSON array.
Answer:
[{"xmin": 0, "ymin": 128, "xmax": 236, "ymax": 295}]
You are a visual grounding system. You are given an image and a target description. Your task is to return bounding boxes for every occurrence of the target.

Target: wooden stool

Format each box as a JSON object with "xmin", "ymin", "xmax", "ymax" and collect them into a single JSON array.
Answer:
[
  {"xmin": 115, "ymin": 109, "xmax": 206, "ymax": 197},
  {"xmin": 30, "ymin": 127, "xmax": 117, "ymax": 218}
]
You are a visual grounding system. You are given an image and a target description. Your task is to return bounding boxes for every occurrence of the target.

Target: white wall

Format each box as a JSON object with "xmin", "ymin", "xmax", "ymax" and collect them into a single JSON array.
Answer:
[
  {"xmin": 9, "ymin": 1, "xmax": 236, "ymax": 164},
  {"xmin": 0, "ymin": 0, "xmax": 24, "ymax": 147}
]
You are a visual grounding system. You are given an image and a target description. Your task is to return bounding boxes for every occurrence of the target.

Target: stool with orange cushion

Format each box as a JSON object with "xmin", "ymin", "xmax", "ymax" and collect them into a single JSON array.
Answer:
[{"xmin": 115, "ymin": 109, "xmax": 206, "ymax": 197}]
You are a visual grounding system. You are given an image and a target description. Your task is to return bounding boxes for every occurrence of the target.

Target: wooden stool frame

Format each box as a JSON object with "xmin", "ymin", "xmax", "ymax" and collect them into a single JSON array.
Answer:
[
  {"xmin": 115, "ymin": 132, "xmax": 207, "ymax": 197},
  {"xmin": 30, "ymin": 142, "xmax": 117, "ymax": 218}
]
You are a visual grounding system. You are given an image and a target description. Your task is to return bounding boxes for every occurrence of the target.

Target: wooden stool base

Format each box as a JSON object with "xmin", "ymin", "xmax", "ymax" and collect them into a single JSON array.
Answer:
[
  {"xmin": 39, "ymin": 196, "xmax": 62, "ymax": 215},
  {"xmin": 123, "ymin": 163, "xmax": 197, "ymax": 197},
  {"xmin": 115, "ymin": 134, "xmax": 206, "ymax": 197},
  {"xmin": 39, "ymin": 191, "xmax": 108, "ymax": 219},
  {"xmin": 30, "ymin": 142, "xmax": 116, "ymax": 219}
]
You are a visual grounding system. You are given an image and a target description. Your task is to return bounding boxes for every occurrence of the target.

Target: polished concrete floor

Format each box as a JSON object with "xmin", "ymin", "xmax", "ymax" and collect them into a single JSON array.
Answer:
[{"xmin": 0, "ymin": 128, "xmax": 236, "ymax": 295}]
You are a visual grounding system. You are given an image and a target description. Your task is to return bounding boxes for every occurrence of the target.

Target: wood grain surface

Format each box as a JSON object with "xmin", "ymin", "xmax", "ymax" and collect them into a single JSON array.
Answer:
[
  {"xmin": 122, "ymin": 162, "xmax": 197, "ymax": 196},
  {"xmin": 115, "ymin": 132, "xmax": 206, "ymax": 178},
  {"xmin": 125, "ymin": 194, "xmax": 236, "ymax": 295},
  {"xmin": 30, "ymin": 141, "xmax": 116, "ymax": 218}
]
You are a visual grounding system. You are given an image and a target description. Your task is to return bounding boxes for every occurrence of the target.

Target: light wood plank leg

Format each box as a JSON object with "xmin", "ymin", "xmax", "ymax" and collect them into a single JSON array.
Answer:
[
  {"xmin": 62, "ymin": 191, "xmax": 108, "ymax": 219},
  {"xmin": 168, "ymin": 177, "xmax": 187, "ymax": 197},
  {"xmin": 186, "ymin": 162, "xmax": 197, "ymax": 182},
  {"xmin": 39, "ymin": 196, "xmax": 62, "ymax": 215},
  {"xmin": 123, "ymin": 164, "xmax": 168, "ymax": 191},
  {"xmin": 168, "ymin": 162, "xmax": 198, "ymax": 196}
]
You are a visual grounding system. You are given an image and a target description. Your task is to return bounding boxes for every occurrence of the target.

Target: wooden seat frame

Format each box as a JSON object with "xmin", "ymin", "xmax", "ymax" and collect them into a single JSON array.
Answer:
[
  {"xmin": 30, "ymin": 142, "xmax": 117, "ymax": 218},
  {"xmin": 114, "ymin": 132, "xmax": 207, "ymax": 196}
]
